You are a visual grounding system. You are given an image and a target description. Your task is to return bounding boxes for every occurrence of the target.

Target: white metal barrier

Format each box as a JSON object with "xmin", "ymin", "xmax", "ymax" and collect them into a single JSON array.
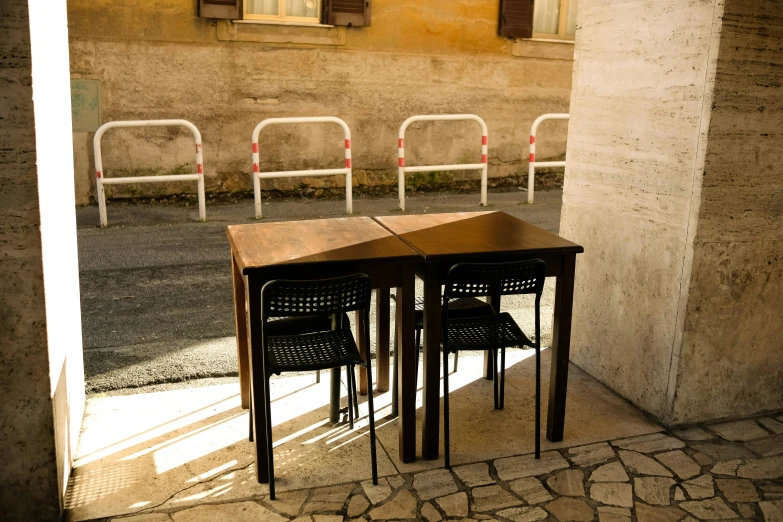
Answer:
[
  {"xmin": 252, "ymin": 117, "xmax": 352, "ymax": 219},
  {"xmin": 397, "ymin": 114, "xmax": 488, "ymax": 211},
  {"xmin": 94, "ymin": 119, "xmax": 206, "ymax": 227},
  {"xmin": 526, "ymin": 113, "xmax": 569, "ymax": 204}
]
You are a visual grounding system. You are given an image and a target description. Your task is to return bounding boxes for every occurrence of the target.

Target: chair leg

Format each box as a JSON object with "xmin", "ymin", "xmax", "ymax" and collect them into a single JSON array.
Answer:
[
  {"xmin": 500, "ymin": 347, "xmax": 507, "ymax": 410},
  {"xmin": 391, "ymin": 319, "xmax": 399, "ymax": 417},
  {"xmin": 263, "ymin": 372, "xmax": 276, "ymax": 500},
  {"xmin": 414, "ymin": 327, "xmax": 421, "ymax": 389},
  {"xmin": 492, "ymin": 349, "xmax": 499, "ymax": 410},
  {"xmin": 443, "ymin": 347, "xmax": 451, "ymax": 469},
  {"xmin": 316, "ymin": 369, "xmax": 321, "ymax": 384},
  {"xmin": 535, "ymin": 345, "xmax": 541, "ymax": 460},
  {"xmin": 454, "ymin": 351, "xmax": 459, "ymax": 373},
  {"xmin": 350, "ymin": 364, "xmax": 359, "ymax": 418},
  {"xmin": 249, "ymin": 401, "xmax": 254, "ymax": 442},
  {"xmin": 365, "ymin": 362, "xmax": 379, "ymax": 485},
  {"xmin": 346, "ymin": 365, "xmax": 354, "ymax": 429}
]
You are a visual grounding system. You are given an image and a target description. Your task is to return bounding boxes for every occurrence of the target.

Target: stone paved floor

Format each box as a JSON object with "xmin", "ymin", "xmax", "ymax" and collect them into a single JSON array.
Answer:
[{"xmin": 99, "ymin": 415, "xmax": 783, "ymax": 522}]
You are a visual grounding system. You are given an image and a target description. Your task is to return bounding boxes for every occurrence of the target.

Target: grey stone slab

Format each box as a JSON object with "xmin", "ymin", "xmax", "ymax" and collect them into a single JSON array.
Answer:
[
  {"xmin": 496, "ymin": 506, "xmax": 549, "ymax": 522},
  {"xmin": 762, "ymin": 483, "xmax": 783, "ymax": 500},
  {"xmin": 760, "ymin": 499, "xmax": 783, "ymax": 522},
  {"xmin": 265, "ymin": 489, "xmax": 310, "ymax": 517},
  {"xmin": 716, "ymin": 478, "xmax": 759, "ymax": 502},
  {"xmin": 412, "ymin": 469, "xmax": 458, "ymax": 500},
  {"xmin": 746, "ymin": 434, "xmax": 783, "ymax": 457},
  {"xmin": 711, "ymin": 459, "xmax": 742, "ymax": 476},
  {"xmin": 737, "ymin": 502, "xmax": 757, "ymax": 519},
  {"xmin": 674, "ymin": 486, "xmax": 686, "ymax": 501},
  {"xmin": 421, "ymin": 502, "xmax": 442, "ymax": 522},
  {"xmin": 508, "ymin": 477, "xmax": 553, "ymax": 505},
  {"xmin": 387, "ymin": 476, "xmax": 405, "ymax": 490},
  {"xmin": 737, "ymin": 455, "xmax": 783, "ymax": 479},
  {"xmin": 590, "ymin": 462, "xmax": 629, "ymax": 482},
  {"xmin": 672, "ymin": 426, "xmax": 713, "ymax": 441},
  {"xmin": 171, "ymin": 503, "xmax": 287, "ymax": 522},
  {"xmin": 692, "ymin": 451, "xmax": 714, "ymax": 466},
  {"xmin": 547, "ymin": 469, "xmax": 585, "ymax": 497},
  {"xmin": 680, "ymin": 498, "xmax": 738, "ymax": 520},
  {"xmin": 435, "ymin": 491, "xmax": 468, "ymax": 518},
  {"xmin": 305, "ymin": 485, "xmax": 355, "ymax": 513},
  {"xmin": 654, "ymin": 449, "xmax": 701, "ymax": 479},
  {"xmin": 618, "ymin": 450, "xmax": 672, "ymax": 476},
  {"xmin": 453, "ymin": 463, "xmax": 494, "ymax": 488},
  {"xmin": 597, "ymin": 513, "xmax": 630, "ymax": 522},
  {"xmin": 495, "ymin": 451, "xmax": 570, "ymax": 481},
  {"xmin": 567, "ymin": 442, "xmax": 615, "ymax": 467},
  {"xmin": 544, "ymin": 497, "xmax": 594, "ymax": 522},
  {"xmin": 759, "ymin": 418, "xmax": 783, "ymax": 435},
  {"xmin": 347, "ymin": 495, "xmax": 370, "ymax": 517},
  {"xmin": 634, "ymin": 504, "xmax": 686, "ymax": 522},
  {"xmin": 709, "ymin": 420, "xmax": 770, "ymax": 442},
  {"xmin": 362, "ymin": 478, "xmax": 392, "ymax": 505},
  {"xmin": 682, "ymin": 474, "xmax": 714, "ymax": 500},
  {"xmin": 691, "ymin": 442, "xmax": 756, "ymax": 461},
  {"xmin": 367, "ymin": 490, "xmax": 417, "ymax": 520},
  {"xmin": 471, "ymin": 485, "xmax": 522, "ymax": 512},
  {"xmin": 590, "ymin": 482, "xmax": 632, "ymax": 508},
  {"xmin": 611, "ymin": 433, "xmax": 685, "ymax": 454},
  {"xmin": 634, "ymin": 477, "xmax": 675, "ymax": 506}
]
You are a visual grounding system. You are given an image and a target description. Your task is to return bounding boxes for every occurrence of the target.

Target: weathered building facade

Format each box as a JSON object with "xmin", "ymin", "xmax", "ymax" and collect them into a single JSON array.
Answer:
[{"xmin": 67, "ymin": 0, "xmax": 576, "ymax": 204}]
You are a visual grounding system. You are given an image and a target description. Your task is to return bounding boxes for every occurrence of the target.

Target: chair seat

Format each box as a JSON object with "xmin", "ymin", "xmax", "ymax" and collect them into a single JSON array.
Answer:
[
  {"xmin": 446, "ymin": 312, "xmax": 532, "ymax": 351},
  {"xmin": 267, "ymin": 328, "xmax": 363, "ymax": 373},
  {"xmin": 414, "ymin": 296, "xmax": 494, "ymax": 328},
  {"xmin": 266, "ymin": 312, "xmax": 351, "ymax": 336}
]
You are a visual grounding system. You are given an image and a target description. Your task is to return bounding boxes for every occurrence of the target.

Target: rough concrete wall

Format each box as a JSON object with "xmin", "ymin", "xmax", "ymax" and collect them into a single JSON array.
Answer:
[
  {"xmin": 669, "ymin": 0, "xmax": 783, "ymax": 423},
  {"xmin": 560, "ymin": 0, "xmax": 723, "ymax": 419},
  {"xmin": 66, "ymin": 0, "xmax": 574, "ymax": 204},
  {"xmin": 0, "ymin": 0, "xmax": 61, "ymax": 518}
]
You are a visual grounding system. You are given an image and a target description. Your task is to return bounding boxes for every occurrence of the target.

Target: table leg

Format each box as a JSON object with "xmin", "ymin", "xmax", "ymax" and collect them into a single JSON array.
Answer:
[
  {"xmin": 422, "ymin": 264, "xmax": 442, "ymax": 460},
  {"xmin": 375, "ymin": 288, "xmax": 391, "ymax": 393},
  {"xmin": 547, "ymin": 253, "xmax": 576, "ymax": 442},
  {"xmin": 397, "ymin": 265, "xmax": 416, "ymax": 463},
  {"xmin": 232, "ymin": 254, "xmax": 251, "ymax": 409},
  {"xmin": 330, "ymin": 368, "xmax": 341, "ymax": 423},
  {"xmin": 356, "ymin": 310, "xmax": 369, "ymax": 396},
  {"xmin": 482, "ymin": 294, "xmax": 501, "ymax": 380},
  {"xmin": 247, "ymin": 277, "xmax": 270, "ymax": 483}
]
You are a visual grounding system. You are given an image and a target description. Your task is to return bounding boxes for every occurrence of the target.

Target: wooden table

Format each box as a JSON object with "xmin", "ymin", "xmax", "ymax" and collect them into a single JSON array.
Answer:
[
  {"xmin": 374, "ymin": 211, "xmax": 584, "ymax": 460},
  {"xmin": 227, "ymin": 217, "xmax": 421, "ymax": 480}
]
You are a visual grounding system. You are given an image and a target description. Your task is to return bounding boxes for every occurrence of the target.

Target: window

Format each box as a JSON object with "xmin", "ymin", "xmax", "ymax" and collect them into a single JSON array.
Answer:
[
  {"xmin": 244, "ymin": 0, "xmax": 321, "ymax": 24},
  {"xmin": 532, "ymin": 0, "xmax": 577, "ymax": 40}
]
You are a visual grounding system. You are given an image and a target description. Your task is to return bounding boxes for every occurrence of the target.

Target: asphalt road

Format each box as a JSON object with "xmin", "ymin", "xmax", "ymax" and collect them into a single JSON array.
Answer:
[{"xmin": 78, "ymin": 190, "xmax": 563, "ymax": 394}]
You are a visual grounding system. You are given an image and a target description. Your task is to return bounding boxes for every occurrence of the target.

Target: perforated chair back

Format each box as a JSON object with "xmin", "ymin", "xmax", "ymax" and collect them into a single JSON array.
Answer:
[
  {"xmin": 261, "ymin": 274, "xmax": 372, "ymax": 319},
  {"xmin": 443, "ymin": 259, "xmax": 546, "ymax": 302}
]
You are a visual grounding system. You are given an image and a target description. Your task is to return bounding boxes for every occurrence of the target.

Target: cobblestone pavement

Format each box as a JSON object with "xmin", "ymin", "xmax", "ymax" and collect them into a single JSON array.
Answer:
[{"xmin": 107, "ymin": 414, "xmax": 783, "ymax": 522}]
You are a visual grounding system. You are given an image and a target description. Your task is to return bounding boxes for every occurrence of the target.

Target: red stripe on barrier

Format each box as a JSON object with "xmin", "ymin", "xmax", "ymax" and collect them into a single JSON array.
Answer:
[
  {"xmin": 253, "ymin": 163, "xmax": 259, "ymax": 173},
  {"xmin": 482, "ymin": 154, "xmax": 487, "ymax": 164},
  {"xmin": 197, "ymin": 164, "xmax": 203, "ymax": 174},
  {"xmin": 252, "ymin": 143, "xmax": 258, "ymax": 153},
  {"xmin": 482, "ymin": 135, "xmax": 488, "ymax": 145},
  {"xmin": 96, "ymin": 171, "xmax": 101, "ymax": 178},
  {"xmin": 530, "ymin": 135, "xmax": 535, "ymax": 145},
  {"xmin": 398, "ymin": 138, "xmax": 404, "ymax": 148},
  {"xmin": 529, "ymin": 153, "xmax": 535, "ymax": 162},
  {"xmin": 398, "ymin": 158, "xmax": 404, "ymax": 167},
  {"xmin": 345, "ymin": 139, "xmax": 351, "ymax": 149},
  {"xmin": 345, "ymin": 158, "xmax": 351, "ymax": 168}
]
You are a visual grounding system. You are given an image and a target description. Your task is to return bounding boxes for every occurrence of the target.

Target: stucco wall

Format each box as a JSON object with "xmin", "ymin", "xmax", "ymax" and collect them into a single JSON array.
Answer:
[
  {"xmin": 0, "ymin": 0, "xmax": 85, "ymax": 517},
  {"xmin": 669, "ymin": 0, "xmax": 783, "ymax": 423},
  {"xmin": 67, "ymin": 0, "xmax": 574, "ymax": 204},
  {"xmin": 560, "ymin": 0, "xmax": 723, "ymax": 420}
]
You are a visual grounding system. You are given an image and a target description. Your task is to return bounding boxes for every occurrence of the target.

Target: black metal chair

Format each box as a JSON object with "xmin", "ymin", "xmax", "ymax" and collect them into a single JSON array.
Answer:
[
  {"xmin": 252, "ymin": 274, "xmax": 378, "ymax": 499},
  {"xmin": 442, "ymin": 259, "xmax": 546, "ymax": 468}
]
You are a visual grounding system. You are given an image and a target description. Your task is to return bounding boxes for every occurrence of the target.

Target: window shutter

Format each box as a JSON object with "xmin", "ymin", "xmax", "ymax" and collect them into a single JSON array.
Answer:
[
  {"xmin": 498, "ymin": 0, "xmax": 533, "ymax": 38},
  {"xmin": 323, "ymin": 0, "xmax": 371, "ymax": 27},
  {"xmin": 199, "ymin": 0, "xmax": 241, "ymax": 19}
]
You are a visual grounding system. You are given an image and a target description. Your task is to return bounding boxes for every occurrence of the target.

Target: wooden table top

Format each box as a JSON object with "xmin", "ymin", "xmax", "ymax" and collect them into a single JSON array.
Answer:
[
  {"xmin": 227, "ymin": 217, "xmax": 420, "ymax": 274},
  {"xmin": 374, "ymin": 211, "xmax": 584, "ymax": 261}
]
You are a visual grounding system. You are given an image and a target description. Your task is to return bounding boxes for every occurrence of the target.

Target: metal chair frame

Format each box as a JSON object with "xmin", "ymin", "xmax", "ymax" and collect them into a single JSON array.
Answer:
[
  {"xmin": 252, "ymin": 274, "xmax": 378, "ymax": 499},
  {"xmin": 441, "ymin": 259, "xmax": 546, "ymax": 468}
]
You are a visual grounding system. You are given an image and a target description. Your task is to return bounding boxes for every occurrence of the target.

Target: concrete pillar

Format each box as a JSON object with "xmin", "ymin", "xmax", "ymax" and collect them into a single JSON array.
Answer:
[
  {"xmin": 0, "ymin": 0, "xmax": 85, "ymax": 519},
  {"xmin": 561, "ymin": 0, "xmax": 783, "ymax": 425}
]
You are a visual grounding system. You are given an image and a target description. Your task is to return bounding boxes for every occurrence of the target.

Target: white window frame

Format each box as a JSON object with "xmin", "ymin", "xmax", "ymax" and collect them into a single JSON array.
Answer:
[
  {"xmin": 243, "ymin": 0, "xmax": 323, "ymax": 24},
  {"xmin": 532, "ymin": 0, "xmax": 575, "ymax": 41}
]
